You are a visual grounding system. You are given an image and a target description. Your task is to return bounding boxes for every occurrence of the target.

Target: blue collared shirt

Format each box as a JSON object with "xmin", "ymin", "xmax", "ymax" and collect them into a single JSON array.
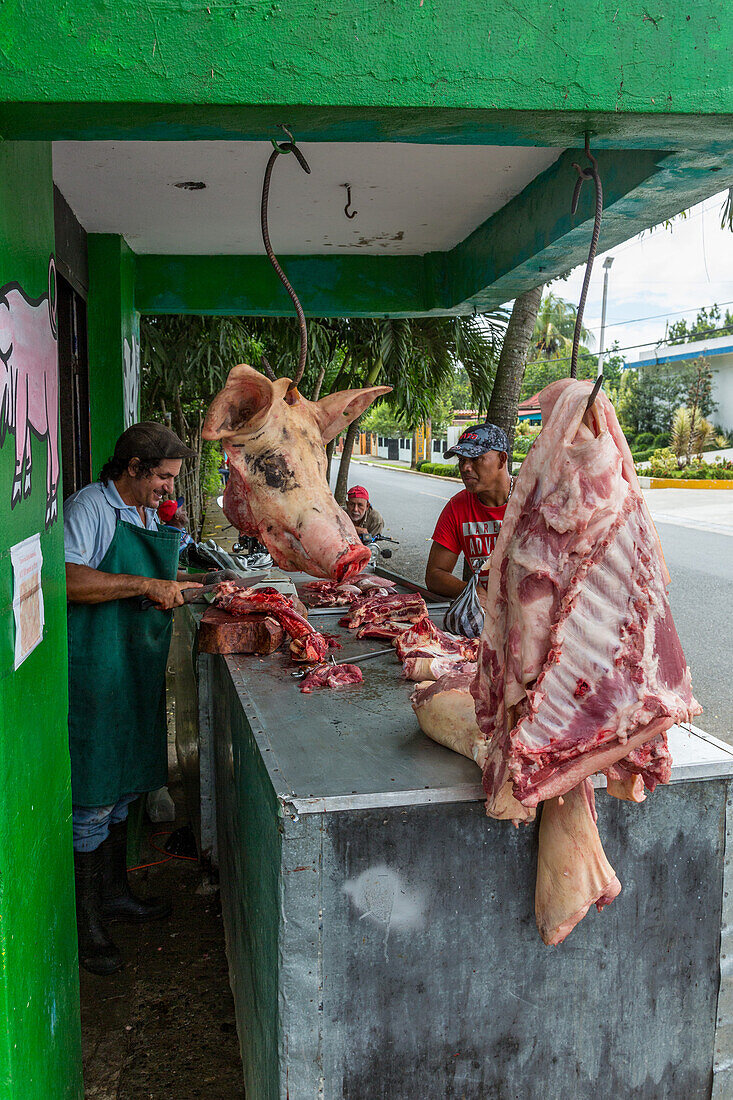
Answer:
[{"xmin": 63, "ymin": 480, "xmax": 160, "ymax": 569}]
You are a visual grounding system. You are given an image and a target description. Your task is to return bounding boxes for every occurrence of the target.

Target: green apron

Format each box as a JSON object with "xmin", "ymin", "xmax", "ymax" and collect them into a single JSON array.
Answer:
[{"xmin": 67, "ymin": 511, "xmax": 181, "ymax": 807}]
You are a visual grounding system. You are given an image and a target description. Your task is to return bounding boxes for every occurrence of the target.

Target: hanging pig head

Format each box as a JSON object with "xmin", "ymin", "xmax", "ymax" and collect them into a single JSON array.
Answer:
[{"xmin": 202, "ymin": 364, "xmax": 391, "ymax": 581}]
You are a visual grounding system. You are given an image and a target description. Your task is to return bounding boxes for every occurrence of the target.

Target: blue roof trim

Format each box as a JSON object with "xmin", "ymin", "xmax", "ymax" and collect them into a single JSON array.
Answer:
[{"xmin": 630, "ymin": 343, "xmax": 733, "ymax": 370}]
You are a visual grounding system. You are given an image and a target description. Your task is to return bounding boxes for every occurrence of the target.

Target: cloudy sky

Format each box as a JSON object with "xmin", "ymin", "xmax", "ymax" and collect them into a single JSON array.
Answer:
[{"xmin": 550, "ymin": 189, "xmax": 733, "ymax": 365}]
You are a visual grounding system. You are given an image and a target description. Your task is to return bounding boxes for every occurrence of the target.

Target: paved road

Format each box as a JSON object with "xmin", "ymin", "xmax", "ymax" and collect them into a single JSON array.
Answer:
[{"xmin": 339, "ymin": 462, "xmax": 732, "ymax": 744}]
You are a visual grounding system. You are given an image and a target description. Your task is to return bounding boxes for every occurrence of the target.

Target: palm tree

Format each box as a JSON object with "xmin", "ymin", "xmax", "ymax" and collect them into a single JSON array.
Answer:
[
  {"xmin": 530, "ymin": 292, "xmax": 592, "ymax": 360},
  {"xmin": 487, "ymin": 286, "xmax": 545, "ymax": 456},
  {"xmin": 330, "ymin": 314, "xmax": 506, "ymax": 503}
]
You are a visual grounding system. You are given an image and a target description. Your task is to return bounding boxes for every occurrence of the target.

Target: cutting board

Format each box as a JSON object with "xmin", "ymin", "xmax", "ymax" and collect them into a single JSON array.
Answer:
[{"xmin": 198, "ymin": 606, "xmax": 284, "ymax": 655}]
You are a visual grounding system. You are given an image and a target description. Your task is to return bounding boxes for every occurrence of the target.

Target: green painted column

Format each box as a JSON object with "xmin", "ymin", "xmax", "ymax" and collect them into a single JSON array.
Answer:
[
  {"xmin": 0, "ymin": 142, "xmax": 83, "ymax": 1098},
  {"xmin": 87, "ymin": 234, "xmax": 139, "ymax": 476}
]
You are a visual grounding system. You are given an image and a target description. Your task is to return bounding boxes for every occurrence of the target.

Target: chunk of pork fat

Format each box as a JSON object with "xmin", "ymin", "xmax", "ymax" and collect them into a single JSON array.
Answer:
[{"xmin": 535, "ymin": 779, "xmax": 621, "ymax": 946}]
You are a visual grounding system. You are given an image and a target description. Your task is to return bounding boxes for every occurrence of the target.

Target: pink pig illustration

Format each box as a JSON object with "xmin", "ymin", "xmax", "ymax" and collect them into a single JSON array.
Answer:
[{"xmin": 0, "ymin": 257, "xmax": 60, "ymax": 527}]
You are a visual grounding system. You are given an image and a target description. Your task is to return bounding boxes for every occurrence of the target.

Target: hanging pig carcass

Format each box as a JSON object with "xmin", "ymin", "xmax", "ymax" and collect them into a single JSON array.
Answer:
[
  {"xmin": 470, "ymin": 377, "xmax": 700, "ymax": 943},
  {"xmin": 202, "ymin": 365, "xmax": 390, "ymax": 580}
]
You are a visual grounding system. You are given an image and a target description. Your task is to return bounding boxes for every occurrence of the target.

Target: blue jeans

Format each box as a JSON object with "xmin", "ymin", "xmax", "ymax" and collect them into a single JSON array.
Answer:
[{"xmin": 72, "ymin": 794, "xmax": 138, "ymax": 852}]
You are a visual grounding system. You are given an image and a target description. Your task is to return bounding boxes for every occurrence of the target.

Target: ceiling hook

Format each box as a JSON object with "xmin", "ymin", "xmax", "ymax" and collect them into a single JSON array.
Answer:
[{"xmin": 342, "ymin": 183, "xmax": 358, "ymax": 220}]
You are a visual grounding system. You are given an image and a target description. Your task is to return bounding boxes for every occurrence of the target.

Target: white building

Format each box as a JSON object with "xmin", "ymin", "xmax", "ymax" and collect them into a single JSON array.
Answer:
[{"xmin": 631, "ymin": 333, "xmax": 733, "ymax": 433}]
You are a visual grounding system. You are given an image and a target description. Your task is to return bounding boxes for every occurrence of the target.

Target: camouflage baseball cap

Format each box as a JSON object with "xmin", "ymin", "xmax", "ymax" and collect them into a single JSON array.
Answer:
[{"xmin": 445, "ymin": 422, "xmax": 509, "ymax": 459}]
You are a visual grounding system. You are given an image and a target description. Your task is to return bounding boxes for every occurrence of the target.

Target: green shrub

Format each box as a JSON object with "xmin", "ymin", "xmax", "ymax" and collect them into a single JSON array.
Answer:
[
  {"xmin": 647, "ymin": 448, "xmax": 733, "ymax": 479},
  {"xmin": 653, "ymin": 432, "xmax": 669, "ymax": 449},
  {"xmin": 635, "ymin": 432, "xmax": 655, "ymax": 448},
  {"xmin": 419, "ymin": 462, "xmax": 461, "ymax": 477},
  {"xmin": 513, "ymin": 436, "xmax": 532, "ymax": 455},
  {"xmin": 632, "ymin": 448, "xmax": 654, "ymax": 463},
  {"xmin": 623, "ymin": 430, "xmax": 636, "ymax": 447}
]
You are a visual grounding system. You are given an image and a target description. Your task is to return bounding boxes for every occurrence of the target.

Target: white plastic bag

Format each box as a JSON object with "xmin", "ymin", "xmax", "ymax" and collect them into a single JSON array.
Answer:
[
  {"xmin": 443, "ymin": 572, "xmax": 484, "ymax": 638},
  {"xmin": 146, "ymin": 786, "xmax": 176, "ymax": 823}
]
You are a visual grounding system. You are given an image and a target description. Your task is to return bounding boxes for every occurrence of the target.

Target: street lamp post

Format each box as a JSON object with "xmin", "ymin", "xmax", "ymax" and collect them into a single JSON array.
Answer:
[{"xmin": 597, "ymin": 255, "xmax": 614, "ymax": 378}]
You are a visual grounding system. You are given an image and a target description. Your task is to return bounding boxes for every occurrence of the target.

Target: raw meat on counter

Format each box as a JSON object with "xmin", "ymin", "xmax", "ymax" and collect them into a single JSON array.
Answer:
[
  {"xmin": 299, "ymin": 663, "xmax": 364, "ymax": 694},
  {"xmin": 302, "ymin": 575, "xmax": 396, "ymax": 608},
  {"xmin": 411, "ymin": 672, "xmax": 486, "ymax": 766},
  {"xmin": 403, "ymin": 654, "xmax": 476, "ymax": 682},
  {"xmin": 340, "ymin": 592, "xmax": 428, "ymax": 639},
  {"xmin": 214, "ymin": 582, "xmax": 339, "ymax": 663},
  {"xmin": 411, "ymin": 673, "xmax": 535, "ymax": 823},
  {"xmin": 395, "ymin": 616, "xmax": 479, "ymax": 680},
  {"xmin": 202, "ymin": 364, "xmax": 390, "ymax": 580},
  {"xmin": 467, "ymin": 378, "xmax": 700, "ymax": 944}
]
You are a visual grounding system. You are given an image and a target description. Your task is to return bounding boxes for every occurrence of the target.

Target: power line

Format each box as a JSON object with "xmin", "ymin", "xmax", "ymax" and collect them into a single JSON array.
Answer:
[
  {"xmin": 582, "ymin": 298, "xmax": 733, "ymax": 335},
  {"xmin": 528, "ymin": 330, "xmax": 733, "ymax": 369}
]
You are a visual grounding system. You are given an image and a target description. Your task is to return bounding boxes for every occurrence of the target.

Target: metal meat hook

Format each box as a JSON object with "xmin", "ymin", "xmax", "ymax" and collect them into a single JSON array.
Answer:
[
  {"xmin": 569, "ymin": 133, "xmax": 604, "ymax": 405},
  {"xmin": 261, "ymin": 125, "xmax": 311, "ymax": 387}
]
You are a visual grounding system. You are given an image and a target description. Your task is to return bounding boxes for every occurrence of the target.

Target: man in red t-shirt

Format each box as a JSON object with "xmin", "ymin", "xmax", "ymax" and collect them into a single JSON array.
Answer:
[{"xmin": 426, "ymin": 422, "xmax": 513, "ymax": 598}]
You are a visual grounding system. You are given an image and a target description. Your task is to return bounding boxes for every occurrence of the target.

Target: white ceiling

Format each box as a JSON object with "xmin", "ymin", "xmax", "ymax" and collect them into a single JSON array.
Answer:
[{"xmin": 52, "ymin": 141, "xmax": 562, "ymax": 256}]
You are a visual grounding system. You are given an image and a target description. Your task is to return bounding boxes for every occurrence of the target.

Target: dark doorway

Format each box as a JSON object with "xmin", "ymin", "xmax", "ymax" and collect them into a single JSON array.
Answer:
[
  {"xmin": 387, "ymin": 439, "xmax": 399, "ymax": 461},
  {"xmin": 57, "ymin": 274, "xmax": 91, "ymax": 500}
]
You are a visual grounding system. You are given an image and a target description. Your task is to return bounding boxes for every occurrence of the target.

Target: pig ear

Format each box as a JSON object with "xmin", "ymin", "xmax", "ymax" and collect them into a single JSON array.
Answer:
[
  {"xmin": 202, "ymin": 364, "xmax": 274, "ymax": 440},
  {"xmin": 315, "ymin": 385, "xmax": 392, "ymax": 443}
]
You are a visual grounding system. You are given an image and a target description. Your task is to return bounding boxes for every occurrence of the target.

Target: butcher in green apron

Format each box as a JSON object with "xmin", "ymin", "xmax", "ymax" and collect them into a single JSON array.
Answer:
[{"xmin": 64, "ymin": 422, "xmax": 203, "ymax": 975}]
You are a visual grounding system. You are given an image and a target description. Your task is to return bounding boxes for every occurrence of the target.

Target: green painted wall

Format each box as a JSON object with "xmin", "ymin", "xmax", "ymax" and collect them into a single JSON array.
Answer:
[
  {"xmin": 0, "ymin": 1, "xmax": 731, "ymax": 121},
  {"xmin": 87, "ymin": 234, "xmax": 138, "ymax": 477},
  {"xmin": 0, "ymin": 142, "xmax": 83, "ymax": 1099}
]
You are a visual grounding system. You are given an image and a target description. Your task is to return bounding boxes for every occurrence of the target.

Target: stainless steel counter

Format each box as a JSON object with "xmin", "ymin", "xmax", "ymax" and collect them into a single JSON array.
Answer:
[{"xmin": 173, "ymin": 599, "xmax": 733, "ymax": 1100}]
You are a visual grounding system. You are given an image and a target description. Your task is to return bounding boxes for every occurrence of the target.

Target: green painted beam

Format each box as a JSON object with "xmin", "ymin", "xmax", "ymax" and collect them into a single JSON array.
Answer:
[
  {"xmin": 0, "ymin": 1, "xmax": 732, "ymax": 125},
  {"xmin": 1, "ymin": 103, "xmax": 733, "ymax": 150},
  {"xmin": 135, "ymin": 254, "xmax": 429, "ymax": 317},
  {"xmin": 135, "ymin": 146, "xmax": 733, "ymax": 317},
  {"xmin": 441, "ymin": 146, "xmax": 733, "ymax": 310}
]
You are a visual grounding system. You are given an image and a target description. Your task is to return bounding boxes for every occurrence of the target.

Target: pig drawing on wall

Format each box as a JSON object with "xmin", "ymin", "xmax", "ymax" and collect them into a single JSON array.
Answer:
[{"xmin": 0, "ymin": 256, "xmax": 60, "ymax": 527}]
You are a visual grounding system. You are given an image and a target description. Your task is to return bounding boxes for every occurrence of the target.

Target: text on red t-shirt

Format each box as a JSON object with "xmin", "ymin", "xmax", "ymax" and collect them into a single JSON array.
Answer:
[{"xmin": 431, "ymin": 489, "xmax": 506, "ymax": 573}]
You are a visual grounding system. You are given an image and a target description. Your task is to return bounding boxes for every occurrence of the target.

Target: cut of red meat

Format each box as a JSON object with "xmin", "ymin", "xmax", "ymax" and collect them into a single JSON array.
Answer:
[
  {"xmin": 354, "ymin": 620, "xmax": 416, "ymax": 640},
  {"xmin": 302, "ymin": 580, "xmax": 362, "ymax": 607},
  {"xmin": 473, "ymin": 379, "xmax": 700, "ymax": 813},
  {"xmin": 394, "ymin": 615, "xmax": 479, "ymax": 662},
  {"xmin": 214, "ymin": 582, "xmax": 338, "ymax": 663},
  {"xmin": 341, "ymin": 593, "xmax": 428, "ymax": 638},
  {"xmin": 299, "ymin": 663, "xmax": 364, "ymax": 693}
]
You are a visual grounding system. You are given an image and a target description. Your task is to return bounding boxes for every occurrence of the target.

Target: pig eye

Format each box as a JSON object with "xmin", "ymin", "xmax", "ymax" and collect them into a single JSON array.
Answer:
[{"xmin": 249, "ymin": 452, "xmax": 299, "ymax": 491}]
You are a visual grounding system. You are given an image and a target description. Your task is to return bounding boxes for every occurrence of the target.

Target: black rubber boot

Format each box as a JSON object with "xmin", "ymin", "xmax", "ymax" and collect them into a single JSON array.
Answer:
[
  {"xmin": 74, "ymin": 848, "xmax": 124, "ymax": 976},
  {"xmin": 101, "ymin": 820, "xmax": 172, "ymax": 923}
]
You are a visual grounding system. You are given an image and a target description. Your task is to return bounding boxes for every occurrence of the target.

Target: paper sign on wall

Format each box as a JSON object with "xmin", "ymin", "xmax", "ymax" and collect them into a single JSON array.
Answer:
[{"xmin": 11, "ymin": 532, "xmax": 45, "ymax": 669}]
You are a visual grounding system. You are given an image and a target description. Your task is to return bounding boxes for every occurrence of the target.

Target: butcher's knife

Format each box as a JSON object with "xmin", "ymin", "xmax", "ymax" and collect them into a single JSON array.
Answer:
[{"xmin": 139, "ymin": 583, "xmax": 219, "ymax": 610}]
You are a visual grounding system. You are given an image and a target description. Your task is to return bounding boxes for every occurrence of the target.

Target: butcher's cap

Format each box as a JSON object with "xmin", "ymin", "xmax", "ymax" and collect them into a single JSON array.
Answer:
[
  {"xmin": 157, "ymin": 499, "xmax": 179, "ymax": 524},
  {"xmin": 114, "ymin": 422, "xmax": 196, "ymax": 463},
  {"xmin": 347, "ymin": 485, "xmax": 369, "ymax": 501},
  {"xmin": 445, "ymin": 422, "xmax": 509, "ymax": 459}
]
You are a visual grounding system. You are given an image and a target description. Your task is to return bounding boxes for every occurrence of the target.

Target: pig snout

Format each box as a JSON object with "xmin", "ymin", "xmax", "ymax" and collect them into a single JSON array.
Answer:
[
  {"xmin": 332, "ymin": 544, "xmax": 371, "ymax": 583},
  {"xmin": 291, "ymin": 505, "xmax": 370, "ymax": 582}
]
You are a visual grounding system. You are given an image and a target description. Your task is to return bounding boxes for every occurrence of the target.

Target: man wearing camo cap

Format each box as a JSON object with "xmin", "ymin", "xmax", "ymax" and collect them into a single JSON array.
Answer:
[{"xmin": 425, "ymin": 421, "xmax": 513, "ymax": 598}]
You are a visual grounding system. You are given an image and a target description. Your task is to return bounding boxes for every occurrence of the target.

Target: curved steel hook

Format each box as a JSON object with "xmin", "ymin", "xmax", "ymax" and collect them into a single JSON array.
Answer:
[
  {"xmin": 569, "ymin": 132, "xmax": 603, "ymax": 393},
  {"xmin": 342, "ymin": 183, "xmax": 357, "ymax": 220},
  {"xmin": 261, "ymin": 126, "xmax": 311, "ymax": 387}
]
